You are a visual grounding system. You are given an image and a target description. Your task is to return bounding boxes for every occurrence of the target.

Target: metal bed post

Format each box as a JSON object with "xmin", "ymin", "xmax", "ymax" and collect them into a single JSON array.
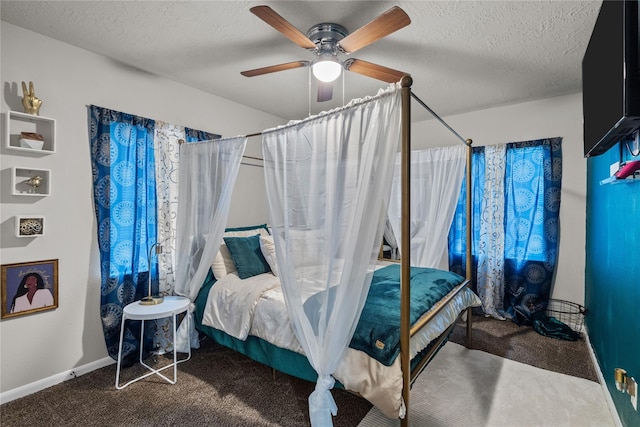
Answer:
[
  {"xmin": 400, "ymin": 75, "xmax": 412, "ymax": 427},
  {"xmin": 398, "ymin": 83, "xmax": 473, "ymax": 426},
  {"xmin": 465, "ymin": 139, "xmax": 474, "ymax": 348}
]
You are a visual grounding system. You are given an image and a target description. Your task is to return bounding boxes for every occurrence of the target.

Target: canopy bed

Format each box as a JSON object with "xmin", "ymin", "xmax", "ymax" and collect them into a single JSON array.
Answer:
[{"xmin": 174, "ymin": 76, "xmax": 477, "ymax": 427}]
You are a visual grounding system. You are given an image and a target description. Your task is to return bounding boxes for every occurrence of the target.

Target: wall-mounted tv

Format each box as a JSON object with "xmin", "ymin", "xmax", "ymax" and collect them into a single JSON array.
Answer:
[{"xmin": 582, "ymin": 0, "xmax": 640, "ymax": 157}]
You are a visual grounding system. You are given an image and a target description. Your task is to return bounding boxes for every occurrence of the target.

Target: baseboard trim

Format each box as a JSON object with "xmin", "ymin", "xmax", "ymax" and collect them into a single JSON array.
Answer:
[
  {"xmin": 584, "ymin": 326, "xmax": 623, "ymax": 427},
  {"xmin": 0, "ymin": 357, "xmax": 115, "ymax": 404}
]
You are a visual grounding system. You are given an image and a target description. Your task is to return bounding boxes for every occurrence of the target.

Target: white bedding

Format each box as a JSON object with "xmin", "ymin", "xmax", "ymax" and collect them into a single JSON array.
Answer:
[
  {"xmin": 201, "ymin": 272, "xmax": 279, "ymax": 340},
  {"xmin": 201, "ymin": 266, "xmax": 481, "ymax": 418}
]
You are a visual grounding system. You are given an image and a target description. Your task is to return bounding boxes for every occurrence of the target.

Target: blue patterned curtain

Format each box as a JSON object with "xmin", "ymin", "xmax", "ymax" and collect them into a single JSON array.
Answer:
[
  {"xmin": 503, "ymin": 138, "xmax": 562, "ymax": 322},
  {"xmin": 449, "ymin": 147, "xmax": 484, "ymax": 281},
  {"xmin": 89, "ymin": 108, "xmax": 221, "ymax": 362},
  {"xmin": 448, "ymin": 138, "xmax": 562, "ymax": 323},
  {"xmin": 184, "ymin": 127, "xmax": 219, "ymax": 142},
  {"xmin": 89, "ymin": 106, "xmax": 157, "ymax": 363}
]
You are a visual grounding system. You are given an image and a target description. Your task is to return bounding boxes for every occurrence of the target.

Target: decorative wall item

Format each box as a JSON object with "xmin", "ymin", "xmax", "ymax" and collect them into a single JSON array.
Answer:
[
  {"xmin": 15, "ymin": 216, "xmax": 45, "ymax": 237},
  {"xmin": 4, "ymin": 110, "xmax": 56, "ymax": 153},
  {"xmin": 21, "ymin": 81, "xmax": 42, "ymax": 116},
  {"xmin": 11, "ymin": 167, "xmax": 51, "ymax": 196},
  {"xmin": 19, "ymin": 131, "xmax": 44, "ymax": 150},
  {"xmin": 1, "ymin": 259, "xmax": 58, "ymax": 319}
]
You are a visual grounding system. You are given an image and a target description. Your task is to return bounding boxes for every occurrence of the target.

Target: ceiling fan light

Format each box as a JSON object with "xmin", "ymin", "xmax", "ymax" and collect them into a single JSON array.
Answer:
[{"xmin": 312, "ymin": 59, "xmax": 342, "ymax": 83}]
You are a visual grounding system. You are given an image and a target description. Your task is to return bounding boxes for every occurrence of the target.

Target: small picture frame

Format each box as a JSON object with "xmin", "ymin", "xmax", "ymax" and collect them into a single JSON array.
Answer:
[{"xmin": 1, "ymin": 259, "xmax": 58, "ymax": 319}]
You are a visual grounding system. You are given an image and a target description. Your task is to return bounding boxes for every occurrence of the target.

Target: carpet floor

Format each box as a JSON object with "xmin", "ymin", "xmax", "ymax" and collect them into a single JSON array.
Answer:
[
  {"xmin": 1, "ymin": 314, "xmax": 607, "ymax": 426},
  {"xmin": 449, "ymin": 313, "xmax": 599, "ymax": 382},
  {"xmin": 358, "ymin": 342, "xmax": 615, "ymax": 427},
  {"xmin": 0, "ymin": 336, "xmax": 371, "ymax": 427}
]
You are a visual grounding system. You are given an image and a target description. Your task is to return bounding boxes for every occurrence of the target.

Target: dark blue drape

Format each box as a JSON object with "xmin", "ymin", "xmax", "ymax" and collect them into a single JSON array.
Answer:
[
  {"xmin": 448, "ymin": 147, "xmax": 484, "ymax": 287},
  {"xmin": 503, "ymin": 138, "xmax": 563, "ymax": 322},
  {"xmin": 448, "ymin": 138, "xmax": 562, "ymax": 323},
  {"xmin": 184, "ymin": 127, "xmax": 220, "ymax": 143},
  {"xmin": 89, "ymin": 106, "xmax": 158, "ymax": 362}
]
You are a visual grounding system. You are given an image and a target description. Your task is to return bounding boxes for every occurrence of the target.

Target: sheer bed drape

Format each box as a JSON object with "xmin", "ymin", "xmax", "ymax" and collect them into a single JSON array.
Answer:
[
  {"xmin": 174, "ymin": 136, "xmax": 247, "ymax": 350},
  {"xmin": 262, "ymin": 85, "xmax": 401, "ymax": 426},
  {"xmin": 388, "ymin": 145, "xmax": 466, "ymax": 269}
]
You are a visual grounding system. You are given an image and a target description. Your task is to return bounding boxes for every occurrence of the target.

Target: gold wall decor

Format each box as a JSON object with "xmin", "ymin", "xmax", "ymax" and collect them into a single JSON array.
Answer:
[{"xmin": 21, "ymin": 81, "xmax": 42, "ymax": 115}]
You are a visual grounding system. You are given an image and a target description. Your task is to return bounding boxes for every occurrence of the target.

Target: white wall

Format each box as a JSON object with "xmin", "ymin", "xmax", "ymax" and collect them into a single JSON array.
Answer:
[
  {"xmin": 411, "ymin": 93, "xmax": 587, "ymax": 305},
  {"xmin": 0, "ymin": 22, "xmax": 282, "ymax": 397}
]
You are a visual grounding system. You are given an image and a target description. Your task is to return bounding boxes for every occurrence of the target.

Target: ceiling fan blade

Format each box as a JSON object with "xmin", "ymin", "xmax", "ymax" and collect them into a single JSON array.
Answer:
[
  {"xmin": 338, "ymin": 6, "xmax": 411, "ymax": 54},
  {"xmin": 250, "ymin": 5, "xmax": 317, "ymax": 50},
  {"xmin": 344, "ymin": 59, "xmax": 409, "ymax": 83},
  {"xmin": 317, "ymin": 81, "xmax": 333, "ymax": 102},
  {"xmin": 241, "ymin": 60, "xmax": 310, "ymax": 77}
]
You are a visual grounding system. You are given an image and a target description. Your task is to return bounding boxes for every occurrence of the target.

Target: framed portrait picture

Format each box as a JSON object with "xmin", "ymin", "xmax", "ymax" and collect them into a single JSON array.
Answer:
[{"xmin": 1, "ymin": 259, "xmax": 58, "ymax": 319}]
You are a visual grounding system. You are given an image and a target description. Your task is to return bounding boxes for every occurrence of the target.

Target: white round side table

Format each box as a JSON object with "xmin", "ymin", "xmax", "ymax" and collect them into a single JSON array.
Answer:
[{"xmin": 115, "ymin": 296, "xmax": 191, "ymax": 389}]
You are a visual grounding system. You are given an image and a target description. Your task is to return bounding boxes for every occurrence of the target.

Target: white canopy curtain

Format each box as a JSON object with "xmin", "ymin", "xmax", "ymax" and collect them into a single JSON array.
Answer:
[
  {"xmin": 388, "ymin": 145, "xmax": 466, "ymax": 269},
  {"xmin": 174, "ymin": 136, "xmax": 247, "ymax": 350},
  {"xmin": 262, "ymin": 84, "xmax": 402, "ymax": 427}
]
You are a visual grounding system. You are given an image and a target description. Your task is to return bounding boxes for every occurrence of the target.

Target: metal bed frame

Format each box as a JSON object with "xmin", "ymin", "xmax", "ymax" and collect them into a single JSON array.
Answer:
[
  {"xmin": 187, "ymin": 75, "xmax": 474, "ymax": 425},
  {"xmin": 398, "ymin": 75, "xmax": 473, "ymax": 427}
]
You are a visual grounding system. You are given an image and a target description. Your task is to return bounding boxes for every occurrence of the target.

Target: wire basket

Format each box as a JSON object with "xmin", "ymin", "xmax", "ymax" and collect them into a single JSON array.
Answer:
[{"xmin": 545, "ymin": 299, "xmax": 587, "ymax": 334}]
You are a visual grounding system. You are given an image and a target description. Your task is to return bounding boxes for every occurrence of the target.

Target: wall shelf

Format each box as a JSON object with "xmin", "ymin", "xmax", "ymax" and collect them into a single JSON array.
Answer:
[
  {"xmin": 11, "ymin": 167, "xmax": 51, "ymax": 196},
  {"xmin": 599, "ymin": 176, "xmax": 640, "ymax": 185},
  {"xmin": 4, "ymin": 111, "xmax": 56, "ymax": 154},
  {"xmin": 15, "ymin": 215, "xmax": 45, "ymax": 237}
]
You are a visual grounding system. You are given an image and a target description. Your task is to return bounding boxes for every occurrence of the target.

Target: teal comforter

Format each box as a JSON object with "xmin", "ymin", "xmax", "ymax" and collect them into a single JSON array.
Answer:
[
  {"xmin": 349, "ymin": 264, "xmax": 464, "ymax": 366},
  {"xmin": 197, "ymin": 264, "xmax": 465, "ymax": 367}
]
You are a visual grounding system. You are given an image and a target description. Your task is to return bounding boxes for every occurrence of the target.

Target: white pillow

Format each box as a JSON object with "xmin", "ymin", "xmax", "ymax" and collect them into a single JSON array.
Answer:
[
  {"xmin": 211, "ymin": 245, "xmax": 236, "ymax": 280},
  {"xmin": 259, "ymin": 234, "xmax": 279, "ymax": 277},
  {"xmin": 211, "ymin": 227, "xmax": 270, "ymax": 280}
]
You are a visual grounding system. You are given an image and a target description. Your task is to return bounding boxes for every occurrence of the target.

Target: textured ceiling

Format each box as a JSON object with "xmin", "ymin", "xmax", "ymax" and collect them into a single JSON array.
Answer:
[{"xmin": 1, "ymin": 1, "xmax": 602, "ymax": 121}]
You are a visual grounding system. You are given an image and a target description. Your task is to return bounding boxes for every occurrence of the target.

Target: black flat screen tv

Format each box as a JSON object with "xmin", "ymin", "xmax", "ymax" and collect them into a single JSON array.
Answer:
[{"xmin": 582, "ymin": 0, "xmax": 640, "ymax": 157}]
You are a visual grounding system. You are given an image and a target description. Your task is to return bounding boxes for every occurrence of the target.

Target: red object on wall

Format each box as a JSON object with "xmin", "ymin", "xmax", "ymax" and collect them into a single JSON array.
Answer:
[{"xmin": 615, "ymin": 160, "xmax": 640, "ymax": 179}]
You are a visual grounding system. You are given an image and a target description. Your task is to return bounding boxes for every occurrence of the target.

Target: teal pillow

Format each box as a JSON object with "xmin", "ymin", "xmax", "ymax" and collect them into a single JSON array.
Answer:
[{"xmin": 223, "ymin": 234, "xmax": 271, "ymax": 279}]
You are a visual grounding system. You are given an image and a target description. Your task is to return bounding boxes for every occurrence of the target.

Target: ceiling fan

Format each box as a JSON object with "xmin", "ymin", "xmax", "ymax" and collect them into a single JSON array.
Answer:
[{"xmin": 240, "ymin": 5, "xmax": 411, "ymax": 102}]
